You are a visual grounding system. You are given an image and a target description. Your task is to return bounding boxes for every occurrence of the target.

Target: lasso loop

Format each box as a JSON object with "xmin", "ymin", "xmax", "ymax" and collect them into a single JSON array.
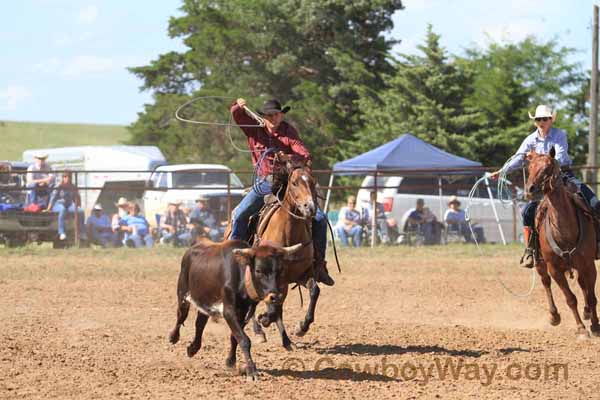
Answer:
[{"xmin": 465, "ymin": 155, "xmax": 536, "ymax": 298}]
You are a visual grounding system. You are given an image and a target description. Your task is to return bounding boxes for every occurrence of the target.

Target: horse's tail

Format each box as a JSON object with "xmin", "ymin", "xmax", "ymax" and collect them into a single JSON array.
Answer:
[{"xmin": 176, "ymin": 249, "xmax": 193, "ymax": 303}]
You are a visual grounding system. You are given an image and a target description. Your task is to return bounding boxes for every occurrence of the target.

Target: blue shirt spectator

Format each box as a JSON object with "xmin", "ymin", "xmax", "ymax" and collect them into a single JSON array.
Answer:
[
  {"xmin": 121, "ymin": 203, "xmax": 153, "ymax": 248},
  {"xmin": 86, "ymin": 204, "xmax": 116, "ymax": 247},
  {"xmin": 335, "ymin": 196, "xmax": 363, "ymax": 247}
]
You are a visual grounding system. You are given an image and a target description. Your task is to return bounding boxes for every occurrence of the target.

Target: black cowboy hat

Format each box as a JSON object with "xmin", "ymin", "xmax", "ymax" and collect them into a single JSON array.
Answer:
[{"xmin": 258, "ymin": 99, "xmax": 290, "ymax": 116}]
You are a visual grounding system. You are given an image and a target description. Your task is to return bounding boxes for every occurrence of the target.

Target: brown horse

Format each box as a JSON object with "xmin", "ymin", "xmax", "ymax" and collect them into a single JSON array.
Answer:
[
  {"xmin": 225, "ymin": 157, "xmax": 323, "ymax": 349},
  {"xmin": 526, "ymin": 148, "xmax": 600, "ymax": 337}
]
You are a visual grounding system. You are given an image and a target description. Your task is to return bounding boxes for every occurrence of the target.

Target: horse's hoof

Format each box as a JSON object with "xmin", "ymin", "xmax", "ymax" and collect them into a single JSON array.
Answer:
[
  {"xmin": 187, "ymin": 343, "xmax": 201, "ymax": 357},
  {"xmin": 246, "ymin": 372, "xmax": 259, "ymax": 382},
  {"xmin": 168, "ymin": 330, "xmax": 180, "ymax": 344},
  {"xmin": 294, "ymin": 322, "xmax": 307, "ymax": 337},
  {"xmin": 577, "ymin": 328, "xmax": 590, "ymax": 340},
  {"xmin": 549, "ymin": 313, "xmax": 561, "ymax": 326},
  {"xmin": 591, "ymin": 329, "xmax": 600, "ymax": 337},
  {"xmin": 284, "ymin": 341, "xmax": 296, "ymax": 351},
  {"xmin": 225, "ymin": 357, "xmax": 236, "ymax": 369},
  {"xmin": 254, "ymin": 333, "xmax": 267, "ymax": 344}
]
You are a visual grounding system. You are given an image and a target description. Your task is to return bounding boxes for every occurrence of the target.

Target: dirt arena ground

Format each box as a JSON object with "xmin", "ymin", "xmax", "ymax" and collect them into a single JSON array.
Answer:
[{"xmin": 1, "ymin": 244, "xmax": 600, "ymax": 399}]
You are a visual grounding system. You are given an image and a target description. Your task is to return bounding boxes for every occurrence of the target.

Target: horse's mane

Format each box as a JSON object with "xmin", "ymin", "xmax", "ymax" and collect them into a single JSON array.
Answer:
[{"xmin": 271, "ymin": 158, "xmax": 309, "ymax": 199}]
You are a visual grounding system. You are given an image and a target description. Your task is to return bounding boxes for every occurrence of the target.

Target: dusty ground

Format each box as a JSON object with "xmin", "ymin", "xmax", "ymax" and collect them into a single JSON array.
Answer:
[{"xmin": 1, "ymin": 244, "xmax": 599, "ymax": 399}]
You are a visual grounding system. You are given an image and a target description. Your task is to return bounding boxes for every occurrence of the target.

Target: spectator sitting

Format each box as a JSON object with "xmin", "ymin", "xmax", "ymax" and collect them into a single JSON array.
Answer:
[
  {"xmin": 26, "ymin": 152, "xmax": 54, "ymax": 207},
  {"xmin": 86, "ymin": 203, "xmax": 117, "ymax": 247},
  {"xmin": 160, "ymin": 201, "xmax": 192, "ymax": 247},
  {"xmin": 403, "ymin": 198, "xmax": 441, "ymax": 245},
  {"xmin": 111, "ymin": 197, "xmax": 131, "ymax": 247},
  {"xmin": 335, "ymin": 195, "xmax": 363, "ymax": 247},
  {"xmin": 362, "ymin": 191, "xmax": 399, "ymax": 244},
  {"xmin": 121, "ymin": 202, "xmax": 153, "ymax": 248},
  {"xmin": 189, "ymin": 195, "xmax": 225, "ymax": 242},
  {"xmin": 444, "ymin": 196, "xmax": 486, "ymax": 244},
  {"xmin": 45, "ymin": 171, "xmax": 86, "ymax": 242}
]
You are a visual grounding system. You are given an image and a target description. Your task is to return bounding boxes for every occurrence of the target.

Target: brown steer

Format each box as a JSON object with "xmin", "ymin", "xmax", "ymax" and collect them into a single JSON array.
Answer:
[{"xmin": 168, "ymin": 238, "xmax": 302, "ymax": 380}]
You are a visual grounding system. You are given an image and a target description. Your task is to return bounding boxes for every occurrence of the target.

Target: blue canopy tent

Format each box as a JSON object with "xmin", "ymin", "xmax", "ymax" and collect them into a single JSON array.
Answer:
[{"xmin": 325, "ymin": 134, "xmax": 507, "ymax": 245}]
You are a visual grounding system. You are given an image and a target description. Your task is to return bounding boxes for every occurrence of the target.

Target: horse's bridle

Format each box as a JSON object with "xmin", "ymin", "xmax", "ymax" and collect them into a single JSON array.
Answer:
[
  {"xmin": 275, "ymin": 167, "xmax": 317, "ymax": 221},
  {"xmin": 531, "ymin": 159, "xmax": 562, "ymax": 195}
]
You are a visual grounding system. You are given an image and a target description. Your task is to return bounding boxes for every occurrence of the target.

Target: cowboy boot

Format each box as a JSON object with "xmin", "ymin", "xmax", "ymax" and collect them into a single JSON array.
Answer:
[
  {"xmin": 519, "ymin": 227, "xmax": 535, "ymax": 269},
  {"xmin": 314, "ymin": 257, "xmax": 335, "ymax": 286}
]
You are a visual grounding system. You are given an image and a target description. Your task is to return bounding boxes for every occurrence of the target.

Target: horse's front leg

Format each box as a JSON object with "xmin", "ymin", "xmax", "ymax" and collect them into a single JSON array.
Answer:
[
  {"xmin": 536, "ymin": 260, "xmax": 560, "ymax": 326},
  {"xmin": 295, "ymin": 278, "xmax": 320, "ymax": 337},
  {"xmin": 548, "ymin": 263, "xmax": 588, "ymax": 337},
  {"xmin": 270, "ymin": 303, "xmax": 294, "ymax": 351}
]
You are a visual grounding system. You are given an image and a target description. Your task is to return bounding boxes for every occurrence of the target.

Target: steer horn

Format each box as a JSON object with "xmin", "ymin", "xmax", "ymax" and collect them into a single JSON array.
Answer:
[
  {"xmin": 233, "ymin": 248, "xmax": 255, "ymax": 256},
  {"xmin": 281, "ymin": 243, "xmax": 303, "ymax": 257}
]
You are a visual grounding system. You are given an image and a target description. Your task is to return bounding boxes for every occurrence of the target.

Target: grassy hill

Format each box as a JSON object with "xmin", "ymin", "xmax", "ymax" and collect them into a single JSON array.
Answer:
[{"xmin": 0, "ymin": 121, "xmax": 131, "ymax": 161}]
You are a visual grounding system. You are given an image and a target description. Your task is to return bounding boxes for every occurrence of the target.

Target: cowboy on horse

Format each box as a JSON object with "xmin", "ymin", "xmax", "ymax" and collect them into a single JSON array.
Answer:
[
  {"xmin": 492, "ymin": 104, "xmax": 600, "ymax": 268},
  {"xmin": 228, "ymin": 98, "xmax": 334, "ymax": 286}
]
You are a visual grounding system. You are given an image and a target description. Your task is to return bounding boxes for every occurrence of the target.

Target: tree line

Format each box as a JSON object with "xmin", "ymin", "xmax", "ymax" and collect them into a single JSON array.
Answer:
[{"xmin": 128, "ymin": 0, "xmax": 590, "ymax": 174}]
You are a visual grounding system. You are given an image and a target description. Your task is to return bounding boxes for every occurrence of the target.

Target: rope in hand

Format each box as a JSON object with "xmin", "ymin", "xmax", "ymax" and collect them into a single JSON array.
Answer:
[{"xmin": 465, "ymin": 155, "xmax": 536, "ymax": 298}]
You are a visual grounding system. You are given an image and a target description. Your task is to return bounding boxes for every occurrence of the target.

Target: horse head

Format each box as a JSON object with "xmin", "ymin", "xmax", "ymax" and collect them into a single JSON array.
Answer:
[
  {"xmin": 273, "ymin": 154, "xmax": 317, "ymax": 219},
  {"xmin": 525, "ymin": 147, "xmax": 561, "ymax": 199}
]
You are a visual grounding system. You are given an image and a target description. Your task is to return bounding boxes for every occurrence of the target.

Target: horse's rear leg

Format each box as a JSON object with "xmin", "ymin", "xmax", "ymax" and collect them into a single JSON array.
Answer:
[
  {"xmin": 581, "ymin": 262, "xmax": 600, "ymax": 335},
  {"xmin": 295, "ymin": 279, "xmax": 320, "ymax": 337},
  {"xmin": 549, "ymin": 266, "xmax": 587, "ymax": 336},
  {"xmin": 577, "ymin": 271, "xmax": 592, "ymax": 320},
  {"xmin": 536, "ymin": 261, "xmax": 560, "ymax": 326},
  {"xmin": 187, "ymin": 312, "xmax": 209, "ymax": 357},
  {"xmin": 169, "ymin": 297, "xmax": 190, "ymax": 344}
]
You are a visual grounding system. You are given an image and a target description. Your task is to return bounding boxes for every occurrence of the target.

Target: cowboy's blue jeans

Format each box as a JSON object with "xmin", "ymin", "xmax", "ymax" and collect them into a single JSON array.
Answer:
[
  {"xmin": 230, "ymin": 178, "xmax": 327, "ymax": 258},
  {"xmin": 336, "ymin": 225, "xmax": 363, "ymax": 247},
  {"xmin": 52, "ymin": 202, "xmax": 85, "ymax": 236}
]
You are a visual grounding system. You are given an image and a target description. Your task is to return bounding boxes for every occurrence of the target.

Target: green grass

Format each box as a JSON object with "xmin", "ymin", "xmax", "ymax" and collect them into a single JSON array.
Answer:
[{"xmin": 0, "ymin": 120, "xmax": 131, "ymax": 161}]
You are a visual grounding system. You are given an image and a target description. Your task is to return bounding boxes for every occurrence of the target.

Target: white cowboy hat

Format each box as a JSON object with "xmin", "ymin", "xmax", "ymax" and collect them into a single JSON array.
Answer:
[
  {"xmin": 447, "ymin": 195, "xmax": 461, "ymax": 206},
  {"xmin": 93, "ymin": 204, "xmax": 103, "ymax": 211},
  {"xmin": 528, "ymin": 105, "xmax": 557, "ymax": 120},
  {"xmin": 115, "ymin": 197, "xmax": 129, "ymax": 207},
  {"xmin": 168, "ymin": 200, "xmax": 182, "ymax": 206},
  {"xmin": 33, "ymin": 152, "xmax": 49, "ymax": 159}
]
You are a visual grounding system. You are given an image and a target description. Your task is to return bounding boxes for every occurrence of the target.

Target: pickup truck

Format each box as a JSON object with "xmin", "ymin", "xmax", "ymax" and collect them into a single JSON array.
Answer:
[
  {"xmin": 0, "ymin": 161, "xmax": 72, "ymax": 248},
  {"xmin": 143, "ymin": 164, "xmax": 245, "ymax": 226}
]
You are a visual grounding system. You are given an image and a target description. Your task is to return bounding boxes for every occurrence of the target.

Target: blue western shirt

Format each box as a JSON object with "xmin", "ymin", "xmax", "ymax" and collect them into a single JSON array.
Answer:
[{"xmin": 505, "ymin": 127, "xmax": 572, "ymax": 173}]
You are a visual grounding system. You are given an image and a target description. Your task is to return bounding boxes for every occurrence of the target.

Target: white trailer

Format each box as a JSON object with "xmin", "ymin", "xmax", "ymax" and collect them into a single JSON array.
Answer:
[{"xmin": 23, "ymin": 146, "xmax": 167, "ymax": 214}]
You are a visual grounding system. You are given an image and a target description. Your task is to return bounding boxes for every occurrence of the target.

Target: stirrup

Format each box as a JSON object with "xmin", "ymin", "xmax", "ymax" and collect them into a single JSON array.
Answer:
[{"xmin": 519, "ymin": 248, "xmax": 535, "ymax": 269}]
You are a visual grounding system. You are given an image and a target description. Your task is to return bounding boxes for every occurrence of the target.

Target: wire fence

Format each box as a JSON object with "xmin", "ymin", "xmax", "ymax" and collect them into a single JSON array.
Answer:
[{"xmin": 0, "ymin": 164, "xmax": 599, "ymax": 247}]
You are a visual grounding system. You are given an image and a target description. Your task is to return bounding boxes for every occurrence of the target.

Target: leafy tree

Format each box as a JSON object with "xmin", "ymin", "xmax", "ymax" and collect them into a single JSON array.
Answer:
[
  {"xmin": 354, "ymin": 28, "xmax": 588, "ymax": 168},
  {"xmin": 128, "ymin": 0, "xmax": 404, "ymax": 174},
  {"xmin": 353, "ymin": 24, "xmax": 486, "ymax": 161}
]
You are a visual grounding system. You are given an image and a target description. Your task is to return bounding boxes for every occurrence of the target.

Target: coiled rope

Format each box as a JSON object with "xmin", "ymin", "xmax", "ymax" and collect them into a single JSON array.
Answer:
[{"xmin": 465, "ymin": 155, "xmax": 536, "ymax": 298}]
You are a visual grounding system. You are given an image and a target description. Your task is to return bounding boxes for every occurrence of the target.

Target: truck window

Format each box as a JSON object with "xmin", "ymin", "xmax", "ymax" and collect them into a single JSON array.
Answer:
[
  {"xmin": 157, "ymin": 173, "xmax": 168, "ymax": 189},
  {"xmin": 171, "ymin": 170, "xmax": 244, "ymax": 188},
  {"xmin": 396, "ymin": 177, "xmax": 439, "ymax": 195}
]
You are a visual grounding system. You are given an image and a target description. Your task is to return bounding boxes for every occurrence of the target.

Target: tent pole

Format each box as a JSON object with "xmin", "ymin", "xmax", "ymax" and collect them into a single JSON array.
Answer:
[
  {"xmin": 437, "ymin": 176, "xmax": 443, "ymax": 222},
  {"xmin": 484, "ymin": 175, "xmax": 506, "ymax": 245},
  {"xmin": 371, "ymin": 171, "xmax": 377, "ymax": 248},
  {"xmin": 324, "ymin": 173, "xmax": 334, "ymax": 213}
]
